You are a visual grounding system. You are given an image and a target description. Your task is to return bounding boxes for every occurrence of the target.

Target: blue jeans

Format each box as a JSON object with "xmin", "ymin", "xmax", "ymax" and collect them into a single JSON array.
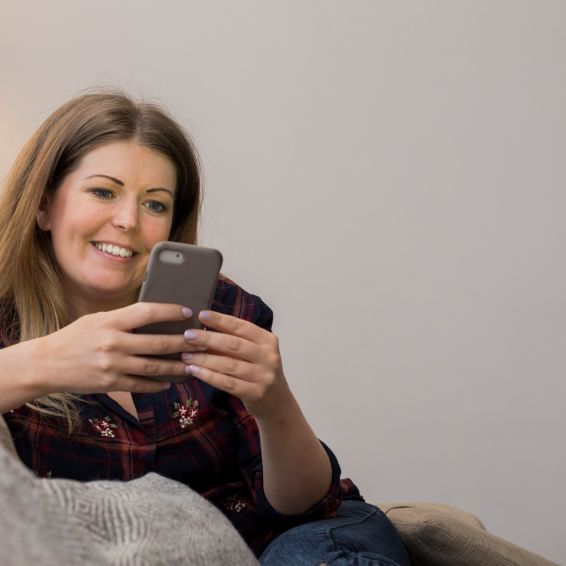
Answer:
[{"xmin": 259, "ymin": 501, "xmax": 413, "ymax": 566}]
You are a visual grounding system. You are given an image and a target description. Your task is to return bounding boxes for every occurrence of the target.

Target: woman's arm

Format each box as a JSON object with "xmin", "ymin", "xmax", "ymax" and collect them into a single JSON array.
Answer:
[
  {"xmin": 182, "ymin": 309, "xmax": 335, "ymax": 515},
  {"xmin": 254, "ymin": 392, "xmax": 333, "ymax": 514},
  {"xmin": 0, "ymin": 303, "xmax": 207, "ymax": 414}
]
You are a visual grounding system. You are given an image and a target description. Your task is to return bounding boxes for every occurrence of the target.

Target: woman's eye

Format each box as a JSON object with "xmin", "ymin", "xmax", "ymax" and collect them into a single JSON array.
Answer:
[
  {"xmin": 89, "ymin": 188, "xmax": 114, "ymax": 199},
  {"xmin": 145, "ymin": 200, "xmax": 167, "ymax": 213}
]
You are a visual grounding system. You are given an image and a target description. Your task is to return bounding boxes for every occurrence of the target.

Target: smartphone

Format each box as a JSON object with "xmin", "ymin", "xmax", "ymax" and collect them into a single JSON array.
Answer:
[{"xmin": 135, "ymin": 241, "xmax": 223, "ymax": 382}]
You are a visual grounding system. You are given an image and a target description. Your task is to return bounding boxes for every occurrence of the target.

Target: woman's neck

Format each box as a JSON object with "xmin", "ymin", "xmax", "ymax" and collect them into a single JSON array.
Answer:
[{"xmin": 66, "ymin": 285, "xmax": 139, "ymax": 319}]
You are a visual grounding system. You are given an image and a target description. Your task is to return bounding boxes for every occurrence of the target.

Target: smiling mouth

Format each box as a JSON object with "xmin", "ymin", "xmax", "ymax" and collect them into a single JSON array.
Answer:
[{"xmin": 91, "ymin": 242, "xmax": 138, "ymax": 258}]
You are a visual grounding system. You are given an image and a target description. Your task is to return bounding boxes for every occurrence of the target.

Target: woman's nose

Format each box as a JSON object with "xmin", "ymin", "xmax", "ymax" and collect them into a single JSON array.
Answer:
[{"xmin": 112, "ymin": 202, "xmax": 139, "ymax": 232}]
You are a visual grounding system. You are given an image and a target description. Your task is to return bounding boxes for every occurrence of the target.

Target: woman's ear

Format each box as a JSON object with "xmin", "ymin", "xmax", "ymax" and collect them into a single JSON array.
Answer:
[{"xmin": 36, "ymin": 195, "xmax": 52, "ymax": 231}]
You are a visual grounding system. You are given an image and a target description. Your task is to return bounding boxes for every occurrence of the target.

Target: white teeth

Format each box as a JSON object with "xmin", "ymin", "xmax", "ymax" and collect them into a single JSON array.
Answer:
[{"xmin": 94, "ymin": 242, "xmax": 134, "ymax": 258}]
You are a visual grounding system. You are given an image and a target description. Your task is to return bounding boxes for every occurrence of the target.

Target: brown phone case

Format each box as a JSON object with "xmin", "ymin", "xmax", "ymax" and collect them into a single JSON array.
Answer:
[{"xmin": 135, "ymin": 241, "xmax": 223, "ymax": 382}]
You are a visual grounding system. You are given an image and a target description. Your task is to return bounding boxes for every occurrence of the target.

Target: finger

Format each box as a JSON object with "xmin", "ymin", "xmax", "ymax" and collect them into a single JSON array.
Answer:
[
  {"xmin": 113, "ymin": 377, "xmax": 173, "ymax": 394},
  {"xmin": 184, "ymin": 328, "xmax": 261, "ymax": 363},
  {"xmin": 186, "ymin": 364, "xmax": 259, "ymax": 399},
  {"xmin": 112, "ymin": 302, "xmax": 193, "ymax": 331},
  {"xmin": 122, "ymin": 355, "xmax": 190, "ymax": 380},
  {"xmin": 121, "ymin": 332, "xmax": 208, "ymax": 356},
  {"xmin": 198, "ymin": 311, "xmax": 271, "ymax": 345},
  {"xmin": 181, "ymin": 351, "xmax": 257, "ymax": 382}
]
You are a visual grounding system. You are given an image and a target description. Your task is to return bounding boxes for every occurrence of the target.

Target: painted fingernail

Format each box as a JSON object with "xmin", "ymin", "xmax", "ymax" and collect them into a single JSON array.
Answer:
[
  {"xmin": 182, "ymin": 307, "xmax": 193, "ymax": 318},
  {"xmin": 200, "ymin": 310, "xmax": 212, "ymax": 320},
  {"xmin": 182, "ymin": 353, "xmax": 194, "ymax": 362},
  {"xmin": 188, "ymin": 365, "xmax": 201, "ymax": 375},
  {"xmin": 161, "ymin": 382, "xmax": 171, "ymax": 390},
  {"xmin": 184, "ymin": 330, "xmax": 198, "ymax": 340}
]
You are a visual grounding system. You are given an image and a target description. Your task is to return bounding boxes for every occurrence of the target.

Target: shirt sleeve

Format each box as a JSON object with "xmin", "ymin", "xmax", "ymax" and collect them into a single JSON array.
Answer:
[{"xmin": 225, "ymin": 291, "xmax": 343, "ymax": 527}]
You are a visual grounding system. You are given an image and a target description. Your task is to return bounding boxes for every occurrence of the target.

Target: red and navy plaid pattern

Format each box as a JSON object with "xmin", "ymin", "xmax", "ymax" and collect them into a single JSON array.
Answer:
[{"xmin": 3, "ymin": 276, "xmax": 362, "ymax": 555}]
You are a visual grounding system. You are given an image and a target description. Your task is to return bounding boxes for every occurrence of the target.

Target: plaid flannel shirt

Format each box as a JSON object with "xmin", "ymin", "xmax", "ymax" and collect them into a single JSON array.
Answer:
[{"xmin": 3, "ymin": 276, "xmax": 361, "ymax": 555}]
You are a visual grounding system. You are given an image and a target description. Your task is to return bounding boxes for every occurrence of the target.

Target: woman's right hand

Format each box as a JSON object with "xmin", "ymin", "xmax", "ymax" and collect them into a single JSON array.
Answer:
[{"xmin": 33, "ymin": 303, "xmax": 199, "ymax": 396}]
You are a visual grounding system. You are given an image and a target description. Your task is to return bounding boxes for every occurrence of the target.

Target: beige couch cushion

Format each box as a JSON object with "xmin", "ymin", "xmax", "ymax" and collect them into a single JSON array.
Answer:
[{"xmin": 379, "ymin": 502, "xmax": 560, "ymax": 566}]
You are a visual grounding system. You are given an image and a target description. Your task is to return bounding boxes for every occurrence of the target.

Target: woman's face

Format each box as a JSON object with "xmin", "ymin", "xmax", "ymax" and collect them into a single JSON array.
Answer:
[{"xmin": 37, "ymin": 141, "xmax": 177, "ymax": 314}]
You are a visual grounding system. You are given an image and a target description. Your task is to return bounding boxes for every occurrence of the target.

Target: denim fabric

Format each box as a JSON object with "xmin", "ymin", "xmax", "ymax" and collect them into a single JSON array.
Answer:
[{"xmin": 259, "ymin": 500, "xmax": 413, "ymax": 566}]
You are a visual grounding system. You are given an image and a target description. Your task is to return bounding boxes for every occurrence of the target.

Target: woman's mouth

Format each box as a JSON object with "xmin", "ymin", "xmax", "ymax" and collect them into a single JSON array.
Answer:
[{"xmin": 91, "ymin": 241, "xmax": 138, "ymax": 259}]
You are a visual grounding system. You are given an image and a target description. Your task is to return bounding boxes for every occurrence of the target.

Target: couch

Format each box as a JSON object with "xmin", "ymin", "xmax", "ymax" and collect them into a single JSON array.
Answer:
[{"xmin": 378, "ymin": 501, "xmax": 559, "ymax": 566}]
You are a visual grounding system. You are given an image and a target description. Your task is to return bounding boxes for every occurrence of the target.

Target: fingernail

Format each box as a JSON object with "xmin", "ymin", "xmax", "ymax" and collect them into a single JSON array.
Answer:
[
  {"xmin": 184, "ymin": 330, "xmax": 198, "ymax": 340},
  {"xmin": 182, "ymin": 353, "xmax": 194, "ymax": 362},
  {"xmin": 188, "ymin": 365, "xmax": 201, "ymax": 375},
  {"xmin": 200, "ymin": 310, "xmax": 212, "ymax": 320},
  {"xmin": 182, "ymin": 307, "xmax": 193, "ymax": 318},
  {"xmin": 161, "ymin": 382, "xmax": 171, "ymax": 390}
]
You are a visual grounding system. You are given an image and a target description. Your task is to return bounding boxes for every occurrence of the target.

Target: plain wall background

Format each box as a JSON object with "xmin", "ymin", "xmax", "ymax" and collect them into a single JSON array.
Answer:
[{"xmin": 1, "ymin": 1, "xmax": 565, "ymax": 562}]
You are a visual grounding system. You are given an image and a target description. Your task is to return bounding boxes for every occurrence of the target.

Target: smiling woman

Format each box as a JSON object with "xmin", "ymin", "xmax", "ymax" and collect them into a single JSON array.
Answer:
[
  {"xmin": 0, "ymin": 90, "xmax": 413, "ymax": 565},
  {"xmin": 0, "ymin": 91, "xmax": 202, "ymax": 426},
  {"xmin": 35, "ymin": 141, "xmax": 177, "ymax": 315},
  {"xmin": 0, "ymin": 92, "xmax": 200, "ymax": 324}
]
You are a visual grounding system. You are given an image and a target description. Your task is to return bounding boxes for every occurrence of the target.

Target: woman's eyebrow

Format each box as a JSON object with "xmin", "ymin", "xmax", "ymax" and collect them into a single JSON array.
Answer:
[
  {"xmin": 84, "ymin": 174, "xmax": 174, "ymax": 197},
  {"xmin": 85, "ymin": 174, "xmax": 124, "ymax": 185},
  {"xmin": 146, "ymin": 187, "xmax": 175, "ymax": 198}
]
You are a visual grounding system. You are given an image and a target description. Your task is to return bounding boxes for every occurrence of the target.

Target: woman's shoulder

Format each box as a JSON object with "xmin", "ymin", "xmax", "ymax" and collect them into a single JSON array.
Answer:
[{"xmin": 212, "ymin": 275, "xmax": 273, "ymax": 331}]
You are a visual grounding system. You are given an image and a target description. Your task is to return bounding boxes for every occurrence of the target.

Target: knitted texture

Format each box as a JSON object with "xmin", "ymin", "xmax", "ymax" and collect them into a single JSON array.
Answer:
[{"xmin": 0, "ymin": 416, "xmax": 258, "ymax": 566}]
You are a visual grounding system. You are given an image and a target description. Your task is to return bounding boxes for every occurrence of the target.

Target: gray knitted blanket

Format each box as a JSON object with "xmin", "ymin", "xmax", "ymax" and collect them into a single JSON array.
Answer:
[{"xmin": 0, "ymin": 415, "xmax": 258, "ymax": 565}]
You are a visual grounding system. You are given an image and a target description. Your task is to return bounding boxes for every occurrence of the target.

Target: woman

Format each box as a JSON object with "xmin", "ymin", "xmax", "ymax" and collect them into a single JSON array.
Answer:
[{"xmin": 0, "ymin": 91, "xmax": 412, "ymax": 565}]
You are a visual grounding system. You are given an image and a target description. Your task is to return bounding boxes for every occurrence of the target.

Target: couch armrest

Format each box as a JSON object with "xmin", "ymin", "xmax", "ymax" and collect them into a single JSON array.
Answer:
[{"xmin": 378, "ymin": 502, "xmax": 559, "ymax": 566}]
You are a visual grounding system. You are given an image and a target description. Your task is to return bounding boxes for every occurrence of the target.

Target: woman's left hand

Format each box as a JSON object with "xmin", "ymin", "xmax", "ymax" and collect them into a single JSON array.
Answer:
[{"xmin": 181, "ymin": 310, "xmax": 292, "ymax": 420}]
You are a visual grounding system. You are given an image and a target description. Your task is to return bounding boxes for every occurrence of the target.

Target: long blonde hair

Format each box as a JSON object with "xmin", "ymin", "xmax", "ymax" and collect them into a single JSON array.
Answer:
[{"xmin": 0, "ymin": 90, "xmax": 202, "ymax": 431}]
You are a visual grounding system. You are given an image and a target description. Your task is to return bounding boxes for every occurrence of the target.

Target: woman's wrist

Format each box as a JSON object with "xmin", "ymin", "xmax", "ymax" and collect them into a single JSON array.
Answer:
[
  {"xmin": 17, "ymin": 336, "xmax": 54, "ymax": 400},
  {"xmin": 0, "ymin": 337, "xmax": 52, "ymax": 413},
  {"xmin": 251, "ymin": 384, "xmax": 299, "ymax": 427}
]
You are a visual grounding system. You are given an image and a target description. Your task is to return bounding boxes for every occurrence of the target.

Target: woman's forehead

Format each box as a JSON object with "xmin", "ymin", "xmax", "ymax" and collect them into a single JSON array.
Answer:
[{"xmin": 72, "ymin": 141, "xmax": 177, "ymax": 191}]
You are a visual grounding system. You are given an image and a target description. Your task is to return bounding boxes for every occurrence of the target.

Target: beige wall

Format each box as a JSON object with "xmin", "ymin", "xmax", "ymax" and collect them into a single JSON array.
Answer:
[{"xmin": 1, "ymin": 1, "xmax": 565, "ymax": 562}]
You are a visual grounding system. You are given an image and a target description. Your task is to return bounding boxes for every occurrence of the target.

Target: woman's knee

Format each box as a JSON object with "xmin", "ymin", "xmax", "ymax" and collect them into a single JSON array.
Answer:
[
  {"xmin": 260, "ymin": 501, "xmax": 412, "ymax": 566},
  {"xmin": 329, "ymin": 501, "xmax": 408, "ymax": 557}
]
